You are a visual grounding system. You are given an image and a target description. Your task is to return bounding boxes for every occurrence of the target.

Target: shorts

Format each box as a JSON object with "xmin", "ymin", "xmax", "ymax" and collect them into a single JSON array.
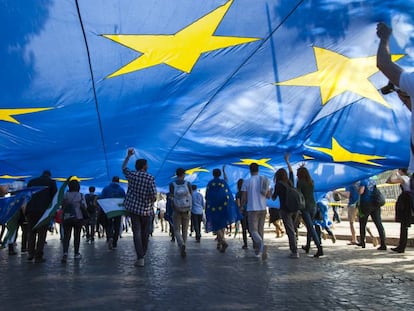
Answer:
[{"xmin": 348, "ymin": 204, "xmax": 358, "ymax": 222}]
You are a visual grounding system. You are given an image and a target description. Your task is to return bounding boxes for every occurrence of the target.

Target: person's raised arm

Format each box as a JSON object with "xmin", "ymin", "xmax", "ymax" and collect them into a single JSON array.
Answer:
[
  {"xmin": 122, "ymin": 148, "xmax": 134, "ymax": 170},
  {"xmin": 376, "ymin": 22, "xmax": 403, "ymax": 88}
]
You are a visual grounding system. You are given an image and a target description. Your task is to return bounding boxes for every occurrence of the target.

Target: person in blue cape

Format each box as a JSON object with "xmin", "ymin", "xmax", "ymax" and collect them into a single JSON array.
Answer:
[{"xmin": 205, "ymin": 168, "xmax": 241, "ymax": 253}]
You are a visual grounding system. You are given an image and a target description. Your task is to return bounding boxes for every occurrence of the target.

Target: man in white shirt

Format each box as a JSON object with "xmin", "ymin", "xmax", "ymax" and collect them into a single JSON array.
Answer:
[{"xmin": 241, "ymin": 163, "xmax": 269, "ymax": 260}]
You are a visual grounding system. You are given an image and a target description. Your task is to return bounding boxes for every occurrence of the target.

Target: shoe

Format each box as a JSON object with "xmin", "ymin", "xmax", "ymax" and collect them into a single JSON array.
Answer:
[
  {"xmin": 356, "ymin": 242, "xmax": 366, "ymax": 248},
  {"xmin": 134, "ymin": 258, "xmax": 144, "ymax": 267},
  {"xmin": 216, "ymin": 243, "xmax": 221, "ymax": 250},
  {"xmin": 242, "ymin": 245, "xmax": 248, "ymax": 250},
  {"xmin": 262, "ymin": 245, "xmax": 268, "ymax": 260},
  {"xmin": 108, "ymin": 238, "xmax": 113, "ymax": 250},
  {"xmin": 220, "ymin": 243, "xmax": 228, "ymax": 253},
  {"xmin": 34, "ymin": 257, "xmax": 46, "ymax": 263},
  {"xmin": 301, "ymin": 245, "xmax": 310, "ymax": 254},
  {"xmin": 377, "ymin": 245, "xmax": 387, "ymax": 251},
  {"xmin": 180, "ymin": 245, "xmax": 186, "ymax": 258},
  {"xmin": 372, "ymin": 237, "xmax": 379, "ymax": 247},
  {"xmin": 61, "ymin": 254, "xmax": 67, "ymax": 263},
  {"xmin": 391, "ymin": 247, "xmax": 405, "ymax": 253},
  {"xmin": 314, "ymin": 248, "xmax": 324, "ymax": 258},
  {"xmin": 74, "ymin": 253, "xmax": 82, "ymax": 259},
  {"xmin": 289, "ymin": 252, "xmax": 299, "ymax": 259}
]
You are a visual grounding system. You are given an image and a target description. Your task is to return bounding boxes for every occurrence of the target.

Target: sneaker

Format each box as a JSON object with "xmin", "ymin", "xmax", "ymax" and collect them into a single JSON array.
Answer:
[
  {"xmin": 301, "ymin": 245, "xmax": 310, "ymax": 254},
  {"xmin": 314, "ymin": 249, "xmax": 324, "ymax": 258},
  {"xmin": 220, "ymin": 243, "xmax": 228, "ymax": 253},
  {"xmin": 180, "ymin": 245, "xmax": 186, "ymax": 258},
  {"xmin": 61, "ymin": 254, "xmax": 67, "ymax": 263},
  {"xmin": 74, "ymin": 253, "xmax": 82, "ymax": 259},
  {"xmin": 289, "ymin": 252, "xmax": 299, "ymax": 259},
  {"xmin": 377, "ymin": 245, "xmax": 387, "ymax": 251},
  {"xmin": 134, "ymin": 258, "xmax": 144, "ymax": 267}
]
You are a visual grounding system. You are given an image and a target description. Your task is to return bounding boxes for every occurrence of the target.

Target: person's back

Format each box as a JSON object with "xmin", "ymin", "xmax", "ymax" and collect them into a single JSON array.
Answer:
[{"xmin": 27, "ymin": 173, "xmax": 57, "ymax": 215}]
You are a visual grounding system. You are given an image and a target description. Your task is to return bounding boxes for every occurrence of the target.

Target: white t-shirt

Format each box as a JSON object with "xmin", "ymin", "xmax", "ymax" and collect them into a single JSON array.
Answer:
[
  {"xmin": 241, "ymin": 175, "xmax": 267, "ymax": 212},
  {"xmin": 399, "ymin": 71, "xmax": 414, "ymax": 172}
]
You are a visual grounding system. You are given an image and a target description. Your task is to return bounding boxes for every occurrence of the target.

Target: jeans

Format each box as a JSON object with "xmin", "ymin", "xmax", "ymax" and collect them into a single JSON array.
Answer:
[
  {"xmin": 26, "ymin": 213, "xmax": 48, "ymax": 259},
  {"xmin": 130, "ymin": 214, "xmax": 152, "ymax": 260},
  {"xmin": 359, "ymin": 203, "xmax": 386, "ymax": 247},
  {"xmin": 106, "ymin": 216, "xmax": 121, "ymax": 247},
  {"xmin": 247, "ymin": 210, "xmax": 266, "ymax": 253},
  {"xmin": 172, "ymin": 210, "xmax": 190, "ymax": 248},
  {"xmin": 302, "ymin": 210, "xmax": 321, "ymax": 250},
  {"xmin": 62, "ymin": 221, "xmax": 82, "ymax": 254},
  {"xmin": 280, "ymin": 209, "xmax": 298, "ymax": 253},
  {"xmin": 191, "ymin": 213, "xmax": 203, "ymax": 241}
]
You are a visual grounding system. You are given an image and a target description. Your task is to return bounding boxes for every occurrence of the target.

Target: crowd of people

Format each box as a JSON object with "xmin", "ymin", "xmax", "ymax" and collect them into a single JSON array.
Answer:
[{"xmin": 1, "ymin": 22, "xmax": 414, "ymax": 267}]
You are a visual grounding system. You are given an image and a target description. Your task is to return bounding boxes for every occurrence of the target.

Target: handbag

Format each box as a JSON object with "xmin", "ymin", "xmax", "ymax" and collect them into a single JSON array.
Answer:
[{"xmin": 372, "ymin": 186, "xmax": 385, "ymax": 207}]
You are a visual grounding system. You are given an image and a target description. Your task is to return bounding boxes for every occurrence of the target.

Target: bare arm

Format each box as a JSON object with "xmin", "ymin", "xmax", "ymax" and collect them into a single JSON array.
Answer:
[
  {"xmin": 122, "ymin": 148, "xmax": 134, "ymax": 170},
  {"xmin": 376, "ymin": 22, "xmax": 403, "ymax": 88},
  {"xmin": 241, "ymin": 191, "xmax": 247, "ymax": 208}
]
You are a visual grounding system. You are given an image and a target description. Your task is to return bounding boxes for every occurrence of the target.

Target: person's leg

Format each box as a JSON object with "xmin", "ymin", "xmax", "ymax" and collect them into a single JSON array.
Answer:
[
  {"xmin": 73, "ymin": 223, "xmax": 82, "ymax": 255},
  {"xmin": 35, "ymin": 225, "xmax": 48, "ymax": 260},
  {"xmin": 62, "ymin": 223, "xmax": 72, "ymax": 254},
  {"xmin": 172, "ymin": 211, "xmax": 184, "ymax": 248},
  {"xmin": 130, "ymin": 214, "xmax": 144, "ymax": 259},
  {"xmin": 398, "ymin": 223, "xmax": 408, "ymax": 251},
  {"xmin": 140, "ymin": 215, "xmax": 152, "ymax": 256},
  {"xmin": 370, "ymin": 207, "xmax": 386, "ymax": 249},
  {"xmin": 280, "ymin": 210, "xmax": 298, "ymax": 255},
  {"xmin": 348, "ymin": 206, "xmax": 357, "ymax": 244},
  {"xmin": 181, "ymin": 212, "xmax": 190, "ymax": 245},
  {"xmin": 112, "ymin": 216, "xmax": 121, "ymax": 248},
  {"xmin": 358, "ymin": 214, "xmax": 368, "ymax": 247},
  {"xmin": 247, "ymin": 211, "xmax": 263, "ymax": 255},
  {"xmin": 241, "ymin": 214, "xmax": 248, "ymax": 248}
]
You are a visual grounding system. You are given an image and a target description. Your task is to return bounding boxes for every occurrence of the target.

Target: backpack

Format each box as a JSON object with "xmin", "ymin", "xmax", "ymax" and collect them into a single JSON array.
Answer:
[
  {"xmin": 260, "ymin": 176, "xmax": 270, "ymax": 196},
  {"xmin": 85, "ymin": 194, "xmax": 97, "ymax": 214},
  {"xmin": 280, "ymin": 181, "xmax": 305, "ymax": 213},
  {"xmin": 172, "ymin": 181, "xmax": 192, "ymax": 212}
]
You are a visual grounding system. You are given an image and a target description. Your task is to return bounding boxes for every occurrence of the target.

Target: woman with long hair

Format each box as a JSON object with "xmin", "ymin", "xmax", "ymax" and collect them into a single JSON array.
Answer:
[{"xmin": 296, "ymin": 166, "xmax": 323, "ymax": 257}]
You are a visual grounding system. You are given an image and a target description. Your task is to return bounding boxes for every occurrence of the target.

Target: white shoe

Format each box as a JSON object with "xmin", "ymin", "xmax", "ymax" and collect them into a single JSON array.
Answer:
[{"xmin": 134, "ymin": 258, "xmax": 144, "ymax": 267}]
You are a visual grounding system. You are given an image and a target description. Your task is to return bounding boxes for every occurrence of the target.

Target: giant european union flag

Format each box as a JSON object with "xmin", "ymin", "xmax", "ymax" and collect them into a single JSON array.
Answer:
[{"xmin": 1, "ymin": 0, "xmax": 413, "ymax": 192}]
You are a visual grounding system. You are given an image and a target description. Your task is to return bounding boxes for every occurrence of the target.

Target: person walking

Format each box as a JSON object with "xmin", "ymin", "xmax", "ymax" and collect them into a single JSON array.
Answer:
[
  {"xmin": 122, "ymin": 148, "xmax": 157, "ymax": 267},
  {"xmin": 169, "ymin": 168, "xmax": 192, "ymax": 258},
  {"xmin": 26, "ymin": 170, "xmax": 57, "ymax": 263},
  {"xmin": 191, "ymin": 185, "xmax": 204, "ymax": 243},
  {"xmin": 241, "ymin": 163, "xmax": 269, "ymax": 260}
]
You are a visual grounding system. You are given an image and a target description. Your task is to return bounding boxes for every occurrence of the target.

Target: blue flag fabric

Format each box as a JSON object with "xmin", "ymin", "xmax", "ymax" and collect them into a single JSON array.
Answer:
[{"xmin": 1, "ymin": 1, "xmax": 414, "ymax": 193}]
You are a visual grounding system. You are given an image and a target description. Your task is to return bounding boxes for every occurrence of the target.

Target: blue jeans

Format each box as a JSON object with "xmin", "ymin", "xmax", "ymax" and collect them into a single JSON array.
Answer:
[
  {"xmin": 302, "ymin": 210, "xmax": 321, "ymax": 250},
  {"xmin": 247, "ymin": 210, "xmax": 266, "ymax": 253},
  {"xmin": 359, "ymin": 203, "xmax": 386, "ymax": 247},
  {"xmin": 130, "ymin": 214, "xmax": 152, "ymax": 260}
]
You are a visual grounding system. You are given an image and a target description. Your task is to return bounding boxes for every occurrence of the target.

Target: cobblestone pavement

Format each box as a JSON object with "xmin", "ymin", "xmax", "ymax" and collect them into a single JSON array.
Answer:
[{"xmin": 1, "ymin": 223, "xmax": 414, "ymax": 311}]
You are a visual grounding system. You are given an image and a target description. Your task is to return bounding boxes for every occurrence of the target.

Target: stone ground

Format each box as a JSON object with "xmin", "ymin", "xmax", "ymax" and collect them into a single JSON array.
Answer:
[{"xmin": 1, "ymin": 220, "xmax": 414, "ymax": 311}]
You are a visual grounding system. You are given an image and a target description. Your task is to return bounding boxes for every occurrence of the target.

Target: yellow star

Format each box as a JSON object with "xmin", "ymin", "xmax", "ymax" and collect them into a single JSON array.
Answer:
[
  {"xmin": 275, "ymin": 47, "xmax": 404, "ymax": 107},
  {"xmin": 233, "ymin": 158, "xmax": 275, "ymax": 171},
  {"xmin": 0, "ymin": 175, "xmax": 31, "ymax": 179},
  {"xmin": 305, "ymin": 137, "xmax": 385, "ymax": 166},
  {"xmin": 54, "ymin": 176, "xmax": 93, "ymax": 182},
  {"xmin": 0, "ymin": 108, "xmax": 53, "ymax": 124},
  {"xmin": 185, "ymin": 167, "xmax": 209, "ymax": 175},
  {"xmin": 103, "ymin": 0, "xmax": 260, "ymax": 77}
]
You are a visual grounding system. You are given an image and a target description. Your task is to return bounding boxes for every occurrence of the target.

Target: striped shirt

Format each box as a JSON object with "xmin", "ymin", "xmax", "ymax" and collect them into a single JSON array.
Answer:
[{"xmin": 123, "ymin": 167, "xmax": 157, "ymax": 216}]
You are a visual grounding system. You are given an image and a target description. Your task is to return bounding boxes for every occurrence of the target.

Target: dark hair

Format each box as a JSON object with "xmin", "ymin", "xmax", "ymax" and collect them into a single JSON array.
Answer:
[
  {"xmin": 89, "ymin": 186, "xmax": 95, "ymax": 192},
  {"xmin": 213, "ymin": 168, "xmax": 221, "ymax": 177},
  {"xmin": 237, "ymin": 179, "xmax": 244, "ymax": 191},
  {"xmin": 68, "ymin": 179, "xmax": 80, "ymax": 192},
  {"xmin": 274, "ymin": 168, "xmax": 291, "ymax": 185},
  {"xmin": 135, "ymin": 159, "xmax": 147, "ymax": 170},
  {"xmin": 42, "ymin": 170, "xmax": 51, "ymax": 177},
  {"xmin": 297, "ymin": 166, "xmax": 314, "ymax": 186},
  {"xmin": 249, "ymin": 163, "xmax": 259, "ymax": 173},
  {"xmin": 112, "ymin": 176, "xmax": 120, "ymax": 182},
  {"xmin": 399, "ymin": 168, "xmax": 408, "ymax": 175},
  {"xmin": 176, "ymin": 168, "xmax": 186, "ymax": 177}
]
